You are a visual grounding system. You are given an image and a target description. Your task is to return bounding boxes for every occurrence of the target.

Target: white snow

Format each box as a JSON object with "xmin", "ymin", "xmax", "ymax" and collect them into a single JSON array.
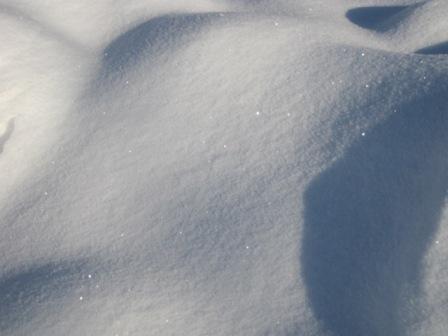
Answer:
[{"xmin": 1, "ymin": 0, "xmax": 448, "ymax": 335}]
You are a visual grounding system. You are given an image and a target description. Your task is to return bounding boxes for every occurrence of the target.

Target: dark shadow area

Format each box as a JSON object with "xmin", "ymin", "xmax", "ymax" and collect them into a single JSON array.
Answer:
[
  {"xmin": 101, "ymin": 13, "xmax": 229, "ymax": 77},
  {"xmin": 346, "ymin": 6, "xmax": 409, "ymax": 31},
  {"xmin": 302, "ymin": 89, "xmax": 448, "ymax": 335},
  {"xmin": 0, "ymin": 261, "xmax": 87, "ymax": 331},
  {"xmin": 416, "ymin": 41, "xmax": 448, "ymax": 55},
  {"xmin": 0, "ymin": 118, "xmax": 15, "ymax": 155}
]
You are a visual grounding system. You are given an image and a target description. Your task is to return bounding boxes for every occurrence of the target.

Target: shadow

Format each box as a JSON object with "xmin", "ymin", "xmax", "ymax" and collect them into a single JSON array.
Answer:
[
  {"xmin": 0, "ymin": 118, "xmax": 15, "ymax": 155},
  {"xmin": 346, "ymin": 6, "xmax": 409, "ymax": 31},
  {"xmin": 101, "ymin": 13, "xmax": 228, "ymax": 77},
  {"xmin": 301, "ymin": 90, "xmax": 448, "ymax": 335},
  {"xmin": 416, "ymin": 41, "xmax": 448, "ymax": 55},
  {"xmin": 0, "ymin": 261, "xmax": 87, "ymax": 331}
]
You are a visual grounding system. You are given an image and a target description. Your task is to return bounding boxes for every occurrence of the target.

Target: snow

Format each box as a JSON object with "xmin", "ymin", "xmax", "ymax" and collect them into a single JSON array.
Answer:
[{"xmin": 1, "ymin": 0, "xmax": 448, "ymax": 335}]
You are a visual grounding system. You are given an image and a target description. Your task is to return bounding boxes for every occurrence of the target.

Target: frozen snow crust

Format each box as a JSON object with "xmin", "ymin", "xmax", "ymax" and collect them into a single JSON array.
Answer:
[{"xmin": 1, "ymin": 0, "xmax": 447, "ymax": 335}]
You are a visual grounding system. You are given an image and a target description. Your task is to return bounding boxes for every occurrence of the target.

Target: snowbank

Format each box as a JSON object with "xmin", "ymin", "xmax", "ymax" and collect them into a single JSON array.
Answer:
[{"xmin": 1, "ymin": 0, "xmax": 447, "ymax": 335}]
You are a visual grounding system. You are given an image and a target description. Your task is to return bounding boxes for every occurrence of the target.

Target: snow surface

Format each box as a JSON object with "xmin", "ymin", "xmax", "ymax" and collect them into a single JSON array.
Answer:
[{"xmin": 1, "ymin": 0, "xmax": 448, "ymax": 335}]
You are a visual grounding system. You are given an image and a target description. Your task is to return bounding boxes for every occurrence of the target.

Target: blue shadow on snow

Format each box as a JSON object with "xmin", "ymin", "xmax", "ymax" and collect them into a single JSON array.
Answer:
[{"xmin": 301, "ymin": 88, "xmax": 448, "ymax": 335}]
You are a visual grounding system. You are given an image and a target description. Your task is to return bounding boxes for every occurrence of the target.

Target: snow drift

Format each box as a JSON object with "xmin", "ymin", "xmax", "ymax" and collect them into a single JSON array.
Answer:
[{"xmin": 1, "ymin": 0, "xmax": 448, "ymax": 335}]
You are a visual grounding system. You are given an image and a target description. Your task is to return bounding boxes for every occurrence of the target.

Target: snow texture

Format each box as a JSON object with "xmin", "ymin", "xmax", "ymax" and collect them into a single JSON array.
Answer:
[{"xmin": 1, "ymin": 0, "xmax": 448, "ymax": 335}]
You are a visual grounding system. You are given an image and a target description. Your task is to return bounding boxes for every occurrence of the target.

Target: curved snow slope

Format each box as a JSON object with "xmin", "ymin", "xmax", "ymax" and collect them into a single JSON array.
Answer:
[{"xmin": 1, "ymin": 1, "xmax": 447, "ymax": 335}]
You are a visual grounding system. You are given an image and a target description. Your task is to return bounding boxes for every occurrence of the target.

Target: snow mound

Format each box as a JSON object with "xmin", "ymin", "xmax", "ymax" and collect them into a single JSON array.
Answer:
[{"xmin": 1, "ymin": 1, "xmax": 448, "ymax": 335}]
